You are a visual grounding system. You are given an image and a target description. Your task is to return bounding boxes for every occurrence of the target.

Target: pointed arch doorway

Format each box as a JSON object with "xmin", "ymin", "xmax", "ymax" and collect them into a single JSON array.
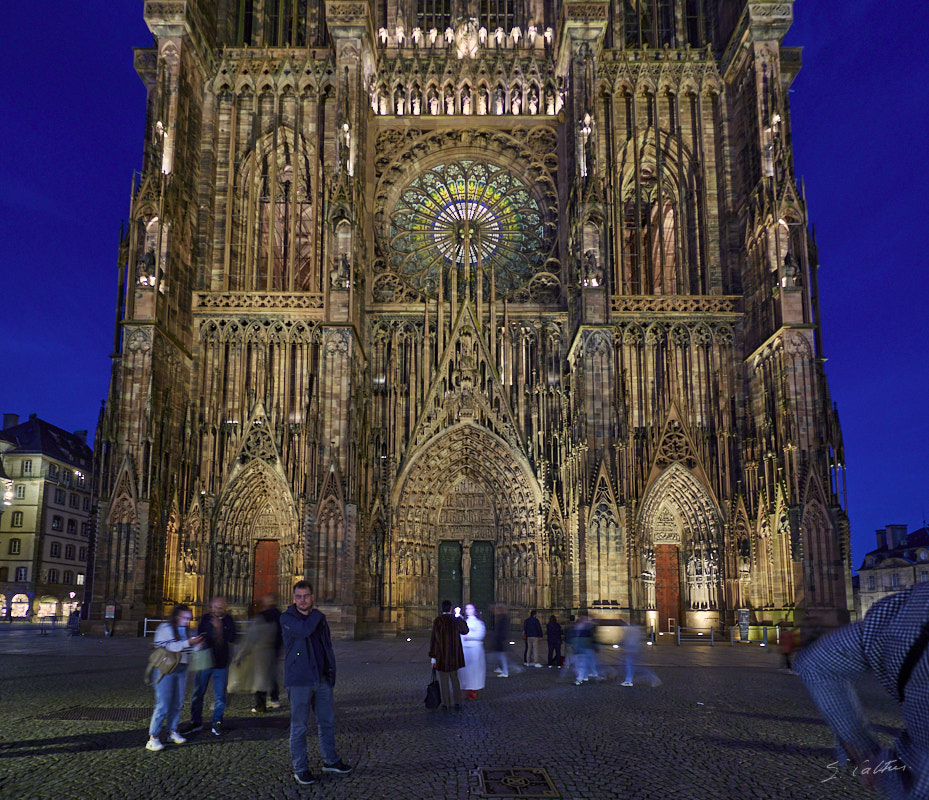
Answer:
[{"xmin": 390, "ymin": 422, "xmax": 542, "ymax": 629}]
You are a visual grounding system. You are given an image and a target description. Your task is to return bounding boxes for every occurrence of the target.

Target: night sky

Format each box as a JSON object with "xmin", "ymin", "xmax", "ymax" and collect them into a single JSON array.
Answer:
[{"xmin": 1, "ymin": 2, "xmax": 927, "ymax": 572}]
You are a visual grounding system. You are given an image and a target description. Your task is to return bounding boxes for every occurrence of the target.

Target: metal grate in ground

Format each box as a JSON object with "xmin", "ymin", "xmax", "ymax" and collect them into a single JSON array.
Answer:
[
  {"xmin": 37, "ymin": 706, "xmax": 151, "ymax": 722},
  {"xmin": 475, "ymin": 768, "xmax": 560, "ymax": 798}
]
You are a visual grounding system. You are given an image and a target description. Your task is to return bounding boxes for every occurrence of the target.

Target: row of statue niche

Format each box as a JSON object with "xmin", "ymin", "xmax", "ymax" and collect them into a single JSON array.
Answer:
[
  {"xmin": 377, "ymin": 22, "xmax": 554, "ymax": 49},
  {"xmin": 396, "ymin": 545, "xmax": 436, "ymax": 577},
  {"xmin": 374, "ymin": 84, "xmax": 555, "ymax": 117},
  {"xmin": 497, "ymin": 545, "xmax": 536, "ymax": 580}
]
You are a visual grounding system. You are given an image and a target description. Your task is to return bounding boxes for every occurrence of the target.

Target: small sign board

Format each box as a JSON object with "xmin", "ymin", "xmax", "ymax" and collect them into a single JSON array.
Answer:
[
  {"xmin": 104, "ymin": 604, "xmax": 116, "ymax": 620},
  {"xmin": 738, "ymin": 608, "xmax": 750, "ymax": 641}
]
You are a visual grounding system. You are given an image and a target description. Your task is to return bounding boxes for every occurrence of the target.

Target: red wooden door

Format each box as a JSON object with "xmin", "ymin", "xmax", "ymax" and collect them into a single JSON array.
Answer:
[
  {"xmin": 252, "ymin": 540, "xmax": 280, "ymax": 615},
  {"xmin": 655, "ymin": 544, "xmax": 681, "ymax": 633}
]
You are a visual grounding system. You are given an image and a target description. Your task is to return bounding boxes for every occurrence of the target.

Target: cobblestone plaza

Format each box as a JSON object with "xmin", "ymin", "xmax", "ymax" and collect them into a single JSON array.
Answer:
[{"xmin": 1, "ymin": 628, "xmax": 894, "ymax": 800}]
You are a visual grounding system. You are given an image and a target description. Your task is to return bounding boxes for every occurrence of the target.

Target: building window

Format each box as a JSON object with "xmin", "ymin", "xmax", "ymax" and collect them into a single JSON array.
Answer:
[
  {"xmin": 48, "ymin": 463, "xmax": 58, "ymax": 478},
  {"xmin": 52, "ymin": 515, "xmax": 63, "ymax": 531},
  {"xmin": 66, "ymin": 519, "xmax": 76, "ymax": 534},
  {"xmin": 8, "ymin": 538, "xmax": 20, "ymax": 555},
  {"xmin": 13, "ymin": 574, "xmax": 27, "ymax": 590},
  {"xmin": 867, "ymin": 575, "xmax": 875, "ymax": 590},
  {"xmin": 79, "ymin": 547, "xmax": 87, "ymax": 561},
  {"xmin": 65, "ymin": 544, "xmax": 75, "ymax": 560},
  {"xmin": 892, "ymin": 573, "xmax": 900, "ymax": 588},
  {"xmin": 0, "ymin": 568, "xmax": 6, "ymax": 581},
  {"xmin": 47, "ymin": 569, "xmax": 58, "ymax": 583},
  {"xmin": 61, "ymin": 471, "xmax": 71, "ymax": 487},
  {"xmin": 54, "ymin": 488, "xmax": 66, "ymax": 504},
  {"xmin": 11, "ymin": 511, "xmax": 23, "ymax": 527},
  {"xmin": 83, "ymin": 497, "xmax": 90, "ymax": 511},
  {"xmin": 81, "ymin": 522, "xmax": 90, "ymax": 537},
  {"xmin": 69, "ymin": 494, "xmax": 79, "ymax": 508},
  {"xmin": 50, "ymin": 542, "xmax": 62, "ymax": 558},
  {"xmin": 921, "ymin": 571, "xmax": 929, "ymax": 583},
  {"xmin": 76, "ymin": 573, "xmax": 85, "ymax": 585},
  {"xmin": 77, "ymin": 474, "xmax": 85, "ymax": 488},
  {"xmin": 15, "ymin": 485, "xmax": 25, "ymax": 499},
  {"xmin": 63, "ymin": 570, "xmax": 74, "ymax": 585},
  {"xmin": 22, "ymin": 460, "xmax": 32, "ymax": 476}
]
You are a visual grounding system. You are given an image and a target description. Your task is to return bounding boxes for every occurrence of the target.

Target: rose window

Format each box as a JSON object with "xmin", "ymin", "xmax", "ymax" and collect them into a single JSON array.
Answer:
[{"xmin": 387, "ymin": 160, "xmax": 554, "ymax": 297}]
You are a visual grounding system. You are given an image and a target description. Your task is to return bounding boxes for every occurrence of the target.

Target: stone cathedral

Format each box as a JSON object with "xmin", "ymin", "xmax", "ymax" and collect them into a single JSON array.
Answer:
[{"xmin": 92, "ymin": 0, "xmax": 854, "ymax": 636}]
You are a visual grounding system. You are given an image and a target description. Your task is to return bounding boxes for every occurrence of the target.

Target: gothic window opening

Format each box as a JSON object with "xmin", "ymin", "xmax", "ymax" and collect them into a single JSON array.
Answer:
[
  {"xmin": 233, "ymin": 135, "xmax": 314, "ymax": 292},
  {"xmin": 481, "ymin": 0, "xmax": 515, "ymax": 32},
  {"xmin": 622, "ymin": 164, "xmax": 679, "ymax": 294},
  {"xmin": 235, "ymin": 0, "xmax": 309, "ymax": 46},
  {"xmin": 623, "ymin": 0, "xmax": 679, "ymax": 49},
  {"xmin": 417, "ymin": 0, "xmax": 451, "ymax": 33}
]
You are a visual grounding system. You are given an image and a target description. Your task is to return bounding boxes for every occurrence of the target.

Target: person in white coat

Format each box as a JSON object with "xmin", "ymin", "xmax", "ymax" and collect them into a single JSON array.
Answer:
[{"xmin": 458, "ymin": 604, "xmax": 486, "ymax": 700}]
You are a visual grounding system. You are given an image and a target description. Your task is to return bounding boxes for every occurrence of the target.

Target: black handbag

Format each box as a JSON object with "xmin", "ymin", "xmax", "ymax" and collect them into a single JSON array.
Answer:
[{"xmin": 424, "ymin": 667, "xmax": 441, "ymax": 709}]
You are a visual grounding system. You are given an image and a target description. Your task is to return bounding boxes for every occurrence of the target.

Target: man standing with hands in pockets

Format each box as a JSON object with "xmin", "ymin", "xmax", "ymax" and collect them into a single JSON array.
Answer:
[{"xmin": 281, "ymin": 581, "xmax": 352, "ymax": 786}]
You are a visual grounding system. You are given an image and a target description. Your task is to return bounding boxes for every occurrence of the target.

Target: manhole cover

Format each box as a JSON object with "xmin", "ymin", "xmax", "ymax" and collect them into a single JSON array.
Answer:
[
  {"xmin": 476, "ymin": 768, "xmax": 559, "ymax": 798},
  {"xmin": 37, "ymin": 706, "xmax": 151, "ymax": 722}
]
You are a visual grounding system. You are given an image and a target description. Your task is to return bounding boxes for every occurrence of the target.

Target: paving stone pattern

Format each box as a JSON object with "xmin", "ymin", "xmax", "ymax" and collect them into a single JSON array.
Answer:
[{"xmin": 0, "ymin": 627, "xmax": 898, "ymax": 800}]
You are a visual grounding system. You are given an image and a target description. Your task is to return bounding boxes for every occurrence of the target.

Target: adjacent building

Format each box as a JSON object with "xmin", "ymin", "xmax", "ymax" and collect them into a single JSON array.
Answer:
[
  {"xmin": 0, "ymin": 414, "xmax": 94, "ymax": 620},
  {"xmin": 855, "ymin": 524, "xmax": 929, "ymax": 617},
  {"xmin": 93, "ymin": 0, "xmax": 853, "ymax": 636}
]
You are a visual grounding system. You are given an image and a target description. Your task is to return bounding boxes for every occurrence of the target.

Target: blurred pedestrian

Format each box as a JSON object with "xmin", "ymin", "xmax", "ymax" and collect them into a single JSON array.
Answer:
[
  {"xmin": 546, "ymin": 615, "xmax": 563, "ymax": 668},
  {"xmin": 459, "ymin": 604, "xmax": 486, "ymax": 699},
  {"xmin": 490, "ymin": 603, "xmax": 511, "ymax": 678},
  {"xmin": 429, "ymin": 600, "xmax": 469, "ymax": 711},
  {"xmin": 795, "ymin": 583, "xmax": 929, "ymax": 798},
  {"xmin": 571, "ymin": 615, "xmax": 598, "ymax": 684},
  {"xmin": 187, "ymin": 596, "xmax": 237, "ymax": 736},
  {"xmin": 147, "ymin": 604, "xmax": 203, "ymax": 751},
  {"xmin": 778, "ymin": 626, "xmax": 797, "ymax": 673},
  {"xmin": 620, "ymin": 623, "xmax": 660, "ymax": 687},
  {"xmin": 237, "ymin": 594, "xmax": 283, "ymax": 713}
]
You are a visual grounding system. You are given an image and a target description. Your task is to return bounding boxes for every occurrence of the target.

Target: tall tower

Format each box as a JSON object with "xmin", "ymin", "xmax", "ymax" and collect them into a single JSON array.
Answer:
[{"xmin": 93, "ymin": 0, "xmax": 852, "ymax": 636}]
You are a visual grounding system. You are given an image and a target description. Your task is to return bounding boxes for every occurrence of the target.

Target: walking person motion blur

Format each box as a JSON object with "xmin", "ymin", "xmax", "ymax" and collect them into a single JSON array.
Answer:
[
  {"xmin": 778, "ymin": 626, "xmax": 797, "ymax": 674},
  {"xmin": 429, "ymin": 600, "xmax": 469, "ymax": 711},
  {"xmin": 458, "ymin": 604, "xmax": 486, "ymax": 699},
  {"xmin": 490, "ymin": 603, "xmax": 511, "ymax": 677},
  {"xmin": 187, "ymin": 596, "xmax": 237, "ymax": 736},
  {"xmin": 236, "ymin": 594, "xmax": 283, "ymax": 713},
  {"xmin": 795, "ymin": 583, "xmax": 929, "ymax": 799},
  {"xmin": 620, "ymin": 623, "xmax": 660, "ymax": 687},
  {"xmin": 523, "ymin": 610, "xmax": 544, "ymax": 667},
  {"xmin": 546, "ymin": 615, "xmax": 563, "ymax": 668},
  {"xmin": 281, "ymin": 581, "xmax": 352, "ymax": 786},
  {"xmin": 571, "ymin": 615, "xmax": 599, "ymax": 684},
  {"xmin": 147, "ymin": 604, "xmax": 204, "ymax": 751}
]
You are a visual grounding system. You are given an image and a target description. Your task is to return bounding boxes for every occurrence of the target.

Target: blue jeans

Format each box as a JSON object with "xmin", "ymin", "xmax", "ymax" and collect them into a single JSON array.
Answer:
[
  {"xmin": 149, "ymin": 664, "xmax": 188, "ymax": 737},
  {"xmin": 574, "ymin": 649, "xmax": 598, "ymax": 682},
  {"xmin": 288, "ymin": 682, "xmax": 338, "ymax": 772},
  {"xmin": 190, "ymin": 666, "xmax": 228, "ymax": 725}
]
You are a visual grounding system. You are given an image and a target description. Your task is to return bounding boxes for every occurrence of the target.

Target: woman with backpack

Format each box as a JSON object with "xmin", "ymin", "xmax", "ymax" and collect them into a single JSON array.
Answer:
[{"xmin": 146, "ymin": 604, "xmax": 204, "ymax": 751}]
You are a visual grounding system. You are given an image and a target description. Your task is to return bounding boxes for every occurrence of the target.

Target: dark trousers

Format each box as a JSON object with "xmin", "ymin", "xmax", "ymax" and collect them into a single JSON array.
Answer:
[
  {"xmin": 547, "ymin": 641, "xmax": 561, "ymax": 666},
  {"xmin": 254, "ymin": 677, "xmax": 280, "ymax": 710}
]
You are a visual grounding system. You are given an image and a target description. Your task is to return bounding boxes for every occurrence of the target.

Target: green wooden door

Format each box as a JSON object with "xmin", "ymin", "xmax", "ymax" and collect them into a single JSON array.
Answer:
[
  {"xmin": 437, "ymin": 541, "xmax": 462, "ymax": 608},
  {"xmin": 469, "ymin": 541, "xmax": 494, "ymax": 619}
]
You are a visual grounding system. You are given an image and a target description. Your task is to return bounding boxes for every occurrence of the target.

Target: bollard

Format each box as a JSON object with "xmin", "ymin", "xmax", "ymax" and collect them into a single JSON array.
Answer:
[
  {"xmin": 676, "ymin": 625, "xmax": 681, "ymax": 646},
  {"xmin": 730, "ymin": 626, "xmax": 735, "ymax": 646},
  {"xmin": 762, "ymin": 626, "xmax": 768, "ymax": 647},
  {"xmin": 710, "ymin": 627, "xmax": 715, "ymax": 646}
]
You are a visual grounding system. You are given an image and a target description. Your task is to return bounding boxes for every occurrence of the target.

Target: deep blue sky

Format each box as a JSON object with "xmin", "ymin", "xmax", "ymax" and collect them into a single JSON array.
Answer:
[{"xmin": 1, "ymin": 3, "xmax": 927, "ymax": 571}]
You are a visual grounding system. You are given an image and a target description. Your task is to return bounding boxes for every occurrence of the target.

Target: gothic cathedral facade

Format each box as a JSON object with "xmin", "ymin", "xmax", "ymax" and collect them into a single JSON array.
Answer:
[{"xmin": 92, "ymin": 0, "xmax": 853, "ymax": 635}]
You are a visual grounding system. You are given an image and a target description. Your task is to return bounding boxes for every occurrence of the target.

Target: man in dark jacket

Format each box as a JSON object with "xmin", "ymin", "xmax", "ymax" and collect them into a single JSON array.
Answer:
[
  {"xmin": 189, "ymin": 596, "xmax": 237, "ymax": 735},
  {"xmin": 281, "ymin": 581, "xmax": 352, "ymax": 786},
  {"xmin": 429, "ymin": 600, "xmax": 469, "ymax": 710},
  {"xmin": 523, "ymin": 609, "xmax": 544, "ymax": 667}
]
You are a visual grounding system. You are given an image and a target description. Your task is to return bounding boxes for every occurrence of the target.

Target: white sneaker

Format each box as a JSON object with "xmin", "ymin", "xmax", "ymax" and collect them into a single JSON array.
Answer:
[
  {"xmin": 493, "ymin": 667, "xmax": 502, "ymax": 674},
  {"xmin": 168, "ymin": 731, "xmax": 187, "ymax": 744},
  {"xmin": 267, "ymin": 700, "xmax": 281, "ymax": 709},
  {"xmin": 534, "ymin": 663, "xmax": 543, "ymax": 668},
  {"xmin": 621, "ymin": 680, "xmax": 634, "ymax": 687},
  {"xmin": 146, "ymin": 737, "xmax": 164, "ymax": 751}
]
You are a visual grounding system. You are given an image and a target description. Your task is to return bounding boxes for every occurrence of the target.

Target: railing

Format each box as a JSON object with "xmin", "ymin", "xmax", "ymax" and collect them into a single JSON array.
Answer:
[
  {"xmin": 729, "ymin": 626, "xmax": 773, "ymax": 647},
  {"xmin": 676, "ymin": 626, "xmax": 715, "ymax": 646}
]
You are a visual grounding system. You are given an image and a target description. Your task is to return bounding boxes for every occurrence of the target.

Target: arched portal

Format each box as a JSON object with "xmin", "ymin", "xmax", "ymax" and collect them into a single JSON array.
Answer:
[
  {"xmin": 389, "ymin": 422, "xmax": 542, "ymax": 628},
  {"xmin": 638, "ymin": 463, "xmax": 723, "ymax": 631},
  {"xmin": 212, "ymin": 460, "xmax": 301, "ymax": 615}
]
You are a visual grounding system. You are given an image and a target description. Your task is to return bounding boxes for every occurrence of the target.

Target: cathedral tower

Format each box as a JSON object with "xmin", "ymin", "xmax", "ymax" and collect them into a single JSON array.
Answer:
[{"xmin": 93, "ymin": 0, "xmax": 852, "ymax": 635}]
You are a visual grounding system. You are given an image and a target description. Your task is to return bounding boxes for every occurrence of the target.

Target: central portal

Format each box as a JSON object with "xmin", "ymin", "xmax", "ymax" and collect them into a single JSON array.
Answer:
[{"xmin": 437, "ymin": 541, "xmax": 462, "ymax": 607}]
